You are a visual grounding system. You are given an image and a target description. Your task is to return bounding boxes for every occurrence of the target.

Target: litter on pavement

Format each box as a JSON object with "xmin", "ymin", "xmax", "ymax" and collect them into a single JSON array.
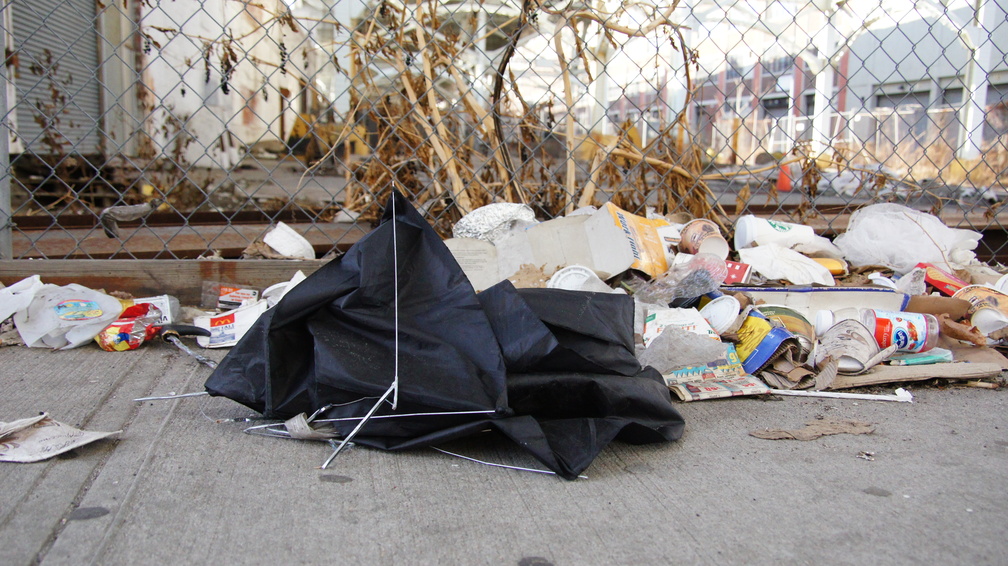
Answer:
[{"xmin": 2, "ymin": 194, "xmax": 1006, "ymax": 477}]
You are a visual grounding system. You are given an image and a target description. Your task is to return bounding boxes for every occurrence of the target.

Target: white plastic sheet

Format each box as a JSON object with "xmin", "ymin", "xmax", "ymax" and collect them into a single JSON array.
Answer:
[{"xmin": 13, "ymin": 284, "xmax": 124, "ymax": 350}]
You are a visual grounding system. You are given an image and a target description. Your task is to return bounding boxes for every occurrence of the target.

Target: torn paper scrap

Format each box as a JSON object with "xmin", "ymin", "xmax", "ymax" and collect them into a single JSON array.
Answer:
[
  {"xmin": 0, "ymin": 414, "xmax": 120, "ymax": 463},
  {"xmin": 749, "ymin": 419, "xmax": 875, "ymax": 441},
  {"xmin": 263, "ymin": 221, "xmax": 315, "ymax": 259},
  {"xmin": 0, "ymin": 275, "xmax": 43, "ymax": 322}
]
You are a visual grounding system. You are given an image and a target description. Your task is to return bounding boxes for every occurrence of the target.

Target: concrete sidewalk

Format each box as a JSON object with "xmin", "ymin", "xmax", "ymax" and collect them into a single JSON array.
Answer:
[{"xmin": 2, "ymin": 342, "xmax": 1006, "ymax": 565}]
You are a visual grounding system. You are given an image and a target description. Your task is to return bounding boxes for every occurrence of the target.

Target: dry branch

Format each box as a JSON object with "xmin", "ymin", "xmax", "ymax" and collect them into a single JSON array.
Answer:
[
  {"xmin": 412, "ymin": 24, "xmax": 472, "ymax": 214},
  {"xmin": 553, "ymin": 20, "xmax": 577, "ymax": 215}
]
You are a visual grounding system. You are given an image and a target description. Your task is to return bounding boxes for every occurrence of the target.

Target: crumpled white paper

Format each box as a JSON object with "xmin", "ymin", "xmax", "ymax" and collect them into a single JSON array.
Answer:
[
  {"xmin": 739, "ymin": 244, "xmax": 835, "ymax": 286},
  {"xmin": 0, "ymin": 414, "xmax": 120, "ymax": 463},
  {"xmin": 263, "ymin": 221, "xmax": 315, "ymax": 259}
]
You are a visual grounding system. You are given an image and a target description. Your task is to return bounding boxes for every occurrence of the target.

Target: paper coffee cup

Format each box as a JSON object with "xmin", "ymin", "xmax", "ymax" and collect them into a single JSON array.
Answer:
[
  {"xmin": 954, "ymin": 285, "xmax": 1008, "ymax": 318},
  {"xmin": 734, "ymin": 215, "xmax": 816, "ymax": 250},
  {"xmin": 679, "ymin": 219, "xmax": 729, "ymax": 259}
]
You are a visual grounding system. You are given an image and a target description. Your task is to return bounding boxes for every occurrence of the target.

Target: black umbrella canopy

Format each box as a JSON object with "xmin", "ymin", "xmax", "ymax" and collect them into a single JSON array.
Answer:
[
  {"xmin": 206, "ymin": 190, "xmax": 509, "ymax": 429},
  {"xmin": 206, "ymin": 191, "xmax": 684, "ymax": 479}
]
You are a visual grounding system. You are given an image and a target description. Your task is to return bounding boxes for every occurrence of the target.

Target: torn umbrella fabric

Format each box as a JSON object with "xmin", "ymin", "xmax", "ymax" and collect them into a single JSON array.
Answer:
[{"xmin": 205, "ymin": 191, "xmax": 684, "ymax": 479}]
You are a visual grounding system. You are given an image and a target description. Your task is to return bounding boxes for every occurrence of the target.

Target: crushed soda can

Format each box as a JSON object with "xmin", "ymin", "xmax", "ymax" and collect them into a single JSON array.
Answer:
[{"xmin": 95, "ymin": 303, "xmax": 163, "ymax": 352}]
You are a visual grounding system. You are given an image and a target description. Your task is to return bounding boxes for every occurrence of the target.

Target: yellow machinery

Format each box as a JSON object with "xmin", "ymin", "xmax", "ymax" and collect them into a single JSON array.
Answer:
[{"xmin": 286, "ymin": 113, "xmax": 370, "ymax": 164}]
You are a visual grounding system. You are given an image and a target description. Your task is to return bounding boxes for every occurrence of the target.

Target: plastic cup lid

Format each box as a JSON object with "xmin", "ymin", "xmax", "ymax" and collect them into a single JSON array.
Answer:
[
  {"xmin": 698, "ymin": 295, "xmax": 741, "ymax": 334},
  {"xmin": 547, "ymin": 265, "xmax": 611, "ymax": 293}
]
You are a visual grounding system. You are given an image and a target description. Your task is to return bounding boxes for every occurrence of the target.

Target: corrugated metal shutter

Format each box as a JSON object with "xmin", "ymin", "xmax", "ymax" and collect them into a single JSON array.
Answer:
[{"xmin": 11, "ymin": 0, "xmax": 102, "ymax": 156}]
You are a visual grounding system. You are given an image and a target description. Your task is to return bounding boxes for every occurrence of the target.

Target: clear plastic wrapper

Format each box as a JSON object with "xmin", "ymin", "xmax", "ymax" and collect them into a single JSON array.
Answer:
[
  {"xmin": 95, "ymin": 303, "xmax": 163, "ymax": 352},
  {"xmin": 637, "ymin": 325, "xmax": 728, "ymax": 374},
  {"xmin": 633, "ymin": 253, "xmax": 728, "ymax": 304}
]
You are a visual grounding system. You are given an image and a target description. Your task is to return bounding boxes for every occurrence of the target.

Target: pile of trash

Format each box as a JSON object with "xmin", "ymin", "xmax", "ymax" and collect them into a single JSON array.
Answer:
[
  {"xmin": 445, "ymin": 200, "xmax": 1006, "ymax": 400},
  {"xmin": 1, "ymin": 195, "xmax": 1006, "ymax": 476}
]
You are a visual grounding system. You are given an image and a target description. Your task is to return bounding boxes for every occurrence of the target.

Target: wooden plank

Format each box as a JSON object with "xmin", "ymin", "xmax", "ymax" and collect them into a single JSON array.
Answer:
[
  {"xmin": 11, "ymin": 222, "xmax": 366, "ymax": 259},
  {"xmin": 10, "ymin": 206, "xmax": 1008, "ymax": 260},
  {"xmin": 0, "ymin": 259, "xmax": 329, "ymax": 305},
  {"xmin": 12, "ymin": 208, "xmax": 330, "ymax": 229}
]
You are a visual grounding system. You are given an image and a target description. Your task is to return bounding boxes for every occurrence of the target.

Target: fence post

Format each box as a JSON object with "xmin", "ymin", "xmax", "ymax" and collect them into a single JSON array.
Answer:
[
  {"xmin": 957, "ymin": 0, "xmax": 994, "ymax": 160},
  {"xmin": 0, "ymin": 48, "xmax": 11, "ymax": 261},
  {"xmin": 809, "ymin": 16, "xmax": 838, "ymax": 156}
]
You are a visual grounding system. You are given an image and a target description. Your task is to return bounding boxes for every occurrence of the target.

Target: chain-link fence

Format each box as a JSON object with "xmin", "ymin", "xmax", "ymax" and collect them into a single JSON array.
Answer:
[{"xmin": 2, "ymin": 0, "xmax": 1007, "ymax": 261}]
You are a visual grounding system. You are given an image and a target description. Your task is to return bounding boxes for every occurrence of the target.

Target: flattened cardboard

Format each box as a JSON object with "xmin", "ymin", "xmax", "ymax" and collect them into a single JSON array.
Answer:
[
  {"xmin": 750, "ymin": 419, "xmax": 875, "ymax": 441},
  {"xmin": 828, "ymin": 362, "xmax": 1003, "ymax": 389},
  {"xmin": 905, "ymin": 295, "xmax": 970, "ymax": 320},
  {"xmin": 444, "ymin": 238, "xmax": 499, "ymax": 292},
  {"xmin": 942, "ymin": 337, "xmax": 1008, "ymax": 369}
]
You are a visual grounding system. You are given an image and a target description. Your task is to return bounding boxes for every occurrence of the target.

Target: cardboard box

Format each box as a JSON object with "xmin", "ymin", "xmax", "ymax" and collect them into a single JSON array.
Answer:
[
  {"xmin": 724, "ymin": 261, "xmax": 753, "ymax": 284},
  {"xmin": 729, "ymin": 286, "xmax": 909, "ymax": 320},
  {"xmin": 526, "ymin": 208, "xmax": 635, "ymax": 279},
  {"xmin": 917, "ymin": 262, "xmax": 969, "ymax": 296},
  {"xmin": 905, "ymin": 295, "xmax": 970, "ymax": 320}
]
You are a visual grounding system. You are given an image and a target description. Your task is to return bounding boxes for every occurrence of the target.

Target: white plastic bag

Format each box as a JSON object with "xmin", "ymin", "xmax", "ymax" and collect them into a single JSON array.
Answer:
[
  {"xmin": 14, "ymin": 284, "xmax": 124, "ymax": 349},
  {"xmin": 834, "ymin": 204, "xmax": 980, "ymax": 274}
]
